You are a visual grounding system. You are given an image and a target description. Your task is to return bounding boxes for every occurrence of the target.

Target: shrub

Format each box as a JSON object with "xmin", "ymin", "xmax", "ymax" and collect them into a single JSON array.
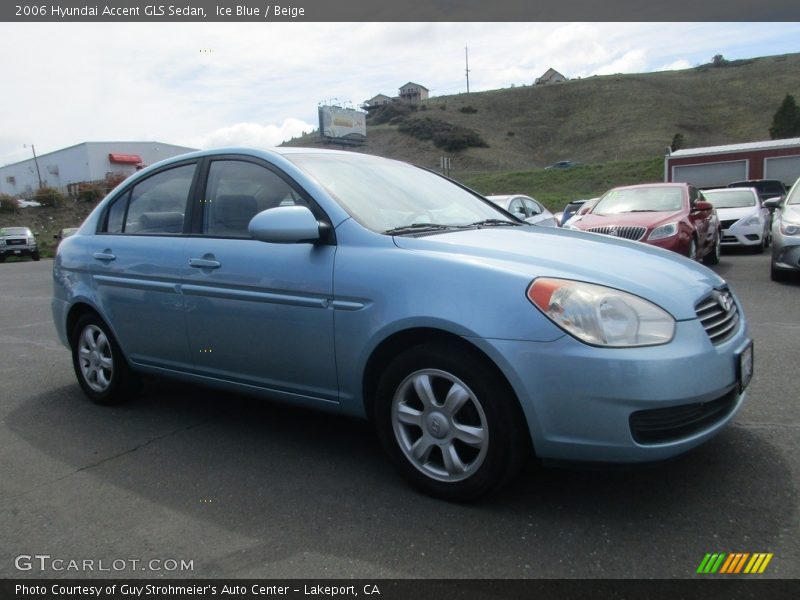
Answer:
[
  {"xmin": 459, "ymin": 106, "xmax": 478, "ymax": 114},
  {"xmin": 397, "ymin": 117, "xmax": 488, "ymax": 152},
  {"xmin": 0, "ymin": 194, "xmax": 19, "ymax": 213},
  {"xmin": 367, "ymin": 102, "xmax": 417, "ymax": 125},
  {"xmin": 78, "ymin": 184, "xmax": 105, "ymax": 203},
  {"xmin": 34, "ymin": 186, "xmax": 66, "ymax": 208}
]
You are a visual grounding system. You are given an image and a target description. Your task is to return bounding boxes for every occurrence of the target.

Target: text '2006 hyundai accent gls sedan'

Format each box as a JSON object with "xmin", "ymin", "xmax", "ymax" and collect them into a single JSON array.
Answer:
[{"xmin": 52, "ymin": 148, "xmax": 753, "ymax": 501}]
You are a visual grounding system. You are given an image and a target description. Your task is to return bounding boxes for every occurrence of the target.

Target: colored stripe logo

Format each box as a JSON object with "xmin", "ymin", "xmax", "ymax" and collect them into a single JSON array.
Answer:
[{"xmin": 697, "ymin": 553, "xmax": 773, "ymax": 574}]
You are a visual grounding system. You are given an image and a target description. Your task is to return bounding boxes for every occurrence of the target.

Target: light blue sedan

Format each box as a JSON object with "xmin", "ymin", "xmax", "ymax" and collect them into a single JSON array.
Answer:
[{"xmin": 52, "ymin": 148, "xmax": 753, "ymax": 501}]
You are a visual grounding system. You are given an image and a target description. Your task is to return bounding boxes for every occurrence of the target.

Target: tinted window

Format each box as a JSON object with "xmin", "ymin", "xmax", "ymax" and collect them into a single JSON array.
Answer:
[
  {"xmin": 523, "ymin": 198, "xmax": 542, "ymax": 215},
  {"xmin": 104, "ymin": 191, "xmax": 128, "ymax": 234},
  {"xmin": 203, "ymin": 160, "xmax": 307, "ymax": 237},
  {"xmin": 124, "ymin": 164, "xmax": 195, "ymax": 234},
  {"xmin": 508, "ymin": 198, "xmax": 526, "ymax": 218}
]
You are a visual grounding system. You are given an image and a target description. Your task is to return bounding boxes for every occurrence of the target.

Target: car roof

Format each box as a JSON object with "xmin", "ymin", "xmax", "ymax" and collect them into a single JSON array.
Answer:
[
  {"xmin": 704, "ymin": 187, "xmax": 758, "ymax": 194},
  {"xmin": 610, "ymin": 183, "xmax": 687, "ymax": 192}
]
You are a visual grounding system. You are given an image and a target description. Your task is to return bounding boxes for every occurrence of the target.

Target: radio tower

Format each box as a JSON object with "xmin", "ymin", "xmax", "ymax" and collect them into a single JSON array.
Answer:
[{"xmin": 465, "ymin": 45, "xmax": 471, "ymax": 93}]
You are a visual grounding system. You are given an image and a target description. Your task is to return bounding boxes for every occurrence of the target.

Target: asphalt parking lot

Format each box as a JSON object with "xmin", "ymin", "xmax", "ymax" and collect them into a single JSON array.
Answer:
[{"xmin": 0, "ymin": 253, "xmax": 797, "ymax": 579}]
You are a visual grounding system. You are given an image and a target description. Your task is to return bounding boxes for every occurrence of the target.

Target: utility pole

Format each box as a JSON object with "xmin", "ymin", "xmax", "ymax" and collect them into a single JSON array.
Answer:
[
  {"xmin": 465, "ymin": 45, "xmax": 471, "ymax": 93},
  {"xmin": 26, "ymin": 144, "xmax": 44, "ymax": 190}
]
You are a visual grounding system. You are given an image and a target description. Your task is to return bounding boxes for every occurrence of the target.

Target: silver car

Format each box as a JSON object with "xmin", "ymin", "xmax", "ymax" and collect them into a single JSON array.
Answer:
[
  {"xmin": 765, "ymin": 178, "xmax": 800, "ymax": 281},
  {"xmin": 486, "ymin": 194, "xmax": 558, "ymax": 227},
  {"xmin": 702, "ymin": 188, "xmax": 771, "ymax": 252}
]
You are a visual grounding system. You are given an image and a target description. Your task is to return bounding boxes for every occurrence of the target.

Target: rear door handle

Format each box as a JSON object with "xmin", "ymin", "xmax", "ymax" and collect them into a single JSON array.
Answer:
[
  {"xmin": 93, "ymin": 252, "xmax": 116, "ymax": 261},
  {"xmin": 189, "ymin": 258, "xmax": 221, "ymax": 269}
]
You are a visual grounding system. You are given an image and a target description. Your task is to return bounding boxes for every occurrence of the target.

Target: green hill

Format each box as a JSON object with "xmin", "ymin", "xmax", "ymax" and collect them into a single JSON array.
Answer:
[{"xmin": 284, "ymin": 53, "xmax": 800, "ymax": 175}]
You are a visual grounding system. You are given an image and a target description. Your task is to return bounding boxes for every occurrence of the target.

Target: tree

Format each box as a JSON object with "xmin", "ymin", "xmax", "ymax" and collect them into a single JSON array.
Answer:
[
  {"xmin": 711, "ymin": 54, "xmax": 728, "ymax": 67},
  {"xmin": 671, "ymin": 133, "xmax": 685, "ymax": 152},
  {"xmin": 769, "ymin": 94, "xmax": 800, "ymax": 139}
]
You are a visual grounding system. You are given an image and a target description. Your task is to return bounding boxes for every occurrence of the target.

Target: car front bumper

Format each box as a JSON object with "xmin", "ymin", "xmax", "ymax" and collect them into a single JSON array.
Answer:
[
  {"xmin": 721, "ymin": 223, "xmax": 765, "ymax": 247},
  {"xmin": 0, "ymin": 244, "xmax": 38, "ymax": 258},
  {"xmin": 771, "ymin": 229, "xmax": 800, "ymax": 272},
  {"xmin": 469, "ymin": 317, "xmax": 751, "ymax": 463}
]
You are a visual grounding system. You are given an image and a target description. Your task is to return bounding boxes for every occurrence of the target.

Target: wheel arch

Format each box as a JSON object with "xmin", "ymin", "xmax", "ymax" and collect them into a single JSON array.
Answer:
[{"xmin": 361, "ymin": 327, "xmax": 523, "ymax": 426}]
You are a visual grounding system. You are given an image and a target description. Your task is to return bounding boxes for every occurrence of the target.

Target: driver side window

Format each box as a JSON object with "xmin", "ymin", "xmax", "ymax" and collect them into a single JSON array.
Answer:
[{"xmin": 203, "ymin": 160, "xmax": 308, "ymax": 238}]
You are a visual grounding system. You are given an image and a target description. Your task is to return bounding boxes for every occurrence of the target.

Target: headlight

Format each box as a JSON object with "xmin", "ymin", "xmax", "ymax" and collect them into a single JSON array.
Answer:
[
  {"xmin": 648, "ymin": 222, "xmax": 678, "ymax": 241},
  {"xmin": 739, "ymin": 213, "xmax": 762, "ymax": 227},
  {"xmin": 780, "ymin": 220, "xmax": 800, "ymax": 236},
  {"xmin": 527, "ymin": 278, "xmax": 676, "ymax": 347},
  {"xmin": 28, "ymin": 237, "xmax": 35, "ymax": 245}
]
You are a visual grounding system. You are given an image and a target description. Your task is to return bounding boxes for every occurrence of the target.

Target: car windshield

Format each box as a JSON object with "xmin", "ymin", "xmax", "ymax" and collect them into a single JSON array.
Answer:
[
  {"xmin": 704, "ymin": 189, "xmax": 757, "ymax": 208},
  {"xmin": 786, "ymin": 184, "xmax": 800, "ymax": 205},
  {"xmin": 591, "ymin": 187, "xmax": 684, "ymax": 216},
  {"xmin": 0, "ymin": 227, "xmax": 30, "ymax": 236},
  {"xmin": 285, "ymin": 153, "xmax": 515, "ymax": 233}
]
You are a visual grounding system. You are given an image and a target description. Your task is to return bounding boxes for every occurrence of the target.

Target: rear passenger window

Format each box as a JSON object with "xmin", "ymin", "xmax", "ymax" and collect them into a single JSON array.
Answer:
[
  {"xmin": 105, "ymin": 191, "xmax": 129, "ymax": 234},
  {"xmin": 203, "ymin": 160, "xmax": 308, "ymax": 237},
  {"xmin": 123, "ymin": 164, "xmax": 195, "ymax": 234}
]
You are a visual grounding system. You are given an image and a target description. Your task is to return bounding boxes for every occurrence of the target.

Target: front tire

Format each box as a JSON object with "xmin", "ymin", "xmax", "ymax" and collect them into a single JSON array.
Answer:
[
  {"xmin": 374, "ymin": 341, "xmax": 529, "ymax": 501},
  {"xmin": 32, "ymin": 251, "xmax": 41, "ymax": 261},
  {"xmin": 702, "ymin": 232, "xmax": 721, "ymax": 265},
  {"xmin": 71, "ymin": 314, "xmax": 137, "ymax": 405}
]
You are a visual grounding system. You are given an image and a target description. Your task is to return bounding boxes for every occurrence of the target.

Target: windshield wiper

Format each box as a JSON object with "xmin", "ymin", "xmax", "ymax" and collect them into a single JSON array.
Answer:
[
  {"xmin": 383, "ymin": 223, "xmax": 456, "ymax": 235},
  {"xmin": 468, "ymin": 219, "xmax": 522, "ymax": 227}
]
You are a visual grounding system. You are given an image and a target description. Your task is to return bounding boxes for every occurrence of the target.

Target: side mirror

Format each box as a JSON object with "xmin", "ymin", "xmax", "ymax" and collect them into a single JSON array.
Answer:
[
  {"xmin": 763, "ymin": 197, "xmax": 782, "ymax": 210},
  {"xmin": 694, "ymin": 200, "xmax": 713, "ymax": 212},
  {"xmin": 248, "ymin": 206, "xmax": 323, "ymax": 244}
]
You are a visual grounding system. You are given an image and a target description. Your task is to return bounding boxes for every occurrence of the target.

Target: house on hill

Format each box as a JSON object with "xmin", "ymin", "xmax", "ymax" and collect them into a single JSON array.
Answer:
[
  {"xmin": 535, "ymin": 68, "xmax": 567, "ymax": 85},
  {"xmin": 362, "ymin": 93, "xmax": 395, "ymax": 110},
  {"xmin": 399, "ymin": 82, "xmax": 429, "ymax": 102}
]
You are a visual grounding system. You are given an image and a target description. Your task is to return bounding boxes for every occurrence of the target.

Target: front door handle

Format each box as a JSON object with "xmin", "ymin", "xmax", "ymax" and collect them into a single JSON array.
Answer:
[
  {"xmin": 93, "ymin": 252, "xmax": 116, "ymax": 261},
  {"xmin": 189, "ymin": 258, "xmax": 221, "ymax": 269}
]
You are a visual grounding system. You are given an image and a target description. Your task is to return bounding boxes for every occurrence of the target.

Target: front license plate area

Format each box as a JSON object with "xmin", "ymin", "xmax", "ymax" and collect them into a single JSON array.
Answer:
[{"xmin": 738, "ymin": 342, "xmax": 753, "ymax": 392}]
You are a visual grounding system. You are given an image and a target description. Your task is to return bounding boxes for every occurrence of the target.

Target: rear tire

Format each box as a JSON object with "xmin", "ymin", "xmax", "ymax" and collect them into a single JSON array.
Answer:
[
  {"xmin": 71, "ymin": 314, "xmax": 138, "ymax": 405},
  {"xmin": 374, "ymin": 341, "xmax": 529, "ymax": 501}
]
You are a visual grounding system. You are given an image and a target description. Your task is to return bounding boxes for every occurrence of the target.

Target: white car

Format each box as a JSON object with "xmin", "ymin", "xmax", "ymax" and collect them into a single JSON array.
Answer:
[
  {"xmin": 486, "ymin": 194, "xmax": 558, "ymax": 227},
  {"xmin": 702, "ymin": 187, "xmax": 770, "ymax": 252}
]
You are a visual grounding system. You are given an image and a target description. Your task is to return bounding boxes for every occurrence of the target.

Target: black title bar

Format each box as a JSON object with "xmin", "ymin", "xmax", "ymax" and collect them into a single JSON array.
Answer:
[{"xmin": 3, "ymin": 0, "xmax": 800, "ymax": 22}]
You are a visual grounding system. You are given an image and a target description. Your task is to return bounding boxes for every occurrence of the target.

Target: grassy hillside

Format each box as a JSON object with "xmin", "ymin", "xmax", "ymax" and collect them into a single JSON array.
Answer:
[
  {"xmin": 285, "ymin": 53, "xmax": 800, "ymax": 174},
  {"xmin": 460, "ymin": 157, "xmax": 663, "ymax": 211}
]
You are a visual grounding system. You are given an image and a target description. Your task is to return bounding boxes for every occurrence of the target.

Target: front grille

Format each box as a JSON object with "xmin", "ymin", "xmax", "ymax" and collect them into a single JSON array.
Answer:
[
  {"xmin": 695, "ymin": 290, "xmax": 740, "ymax": 345},
  {"xmin": 720, "ymin": 219, "xmax": 738, "ymax": 230},
  {"xmin": 630, "ymin": 389, "xmax": 738, "ymax": 444},
  {"xmin": 6, "ymin": 239, "xmax": 25, "ymax": 245},
  {"xmin": 585, "ymin": 225, "xmax": 646, "ymax": 241},
  {"xmin": 722, "ymin": 235, "xmax": 738, "ymax": 243}
]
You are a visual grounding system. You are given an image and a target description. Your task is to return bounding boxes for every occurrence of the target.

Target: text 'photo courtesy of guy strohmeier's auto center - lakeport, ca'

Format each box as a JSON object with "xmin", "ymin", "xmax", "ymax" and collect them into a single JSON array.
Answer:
[{"xmin": 1, "ymin": 2, "xmax": 799, "ymax": 599}]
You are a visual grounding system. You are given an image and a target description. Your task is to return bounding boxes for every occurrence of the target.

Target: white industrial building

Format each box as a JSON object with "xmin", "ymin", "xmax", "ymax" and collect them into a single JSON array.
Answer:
[{"xmin": 0, "ymin": 141, "xmax": 196, "ymax": 197}]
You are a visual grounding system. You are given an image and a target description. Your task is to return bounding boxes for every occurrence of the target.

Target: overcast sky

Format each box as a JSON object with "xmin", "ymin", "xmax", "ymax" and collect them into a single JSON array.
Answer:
[{"xmin": 1, "ymin": 22, "xmax": 799, "ymax": 166}]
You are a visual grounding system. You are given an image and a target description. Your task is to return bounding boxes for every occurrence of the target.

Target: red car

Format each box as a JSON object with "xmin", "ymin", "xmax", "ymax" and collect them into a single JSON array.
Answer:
[{"xmin": 571, "ymin": 183, "xmax": 721, "ymax": 264}]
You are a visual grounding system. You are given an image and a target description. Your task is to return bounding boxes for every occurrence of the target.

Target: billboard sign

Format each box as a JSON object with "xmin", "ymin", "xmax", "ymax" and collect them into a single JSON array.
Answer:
[{"xmin": 318, "ymin": 105, "xmax": 367, "ymax": 142}]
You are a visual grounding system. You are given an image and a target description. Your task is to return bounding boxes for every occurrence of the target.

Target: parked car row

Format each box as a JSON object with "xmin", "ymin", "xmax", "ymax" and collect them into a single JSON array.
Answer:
[{"xmin": 541, "ymin": 178, "xmax": 797, "ymax": 281}]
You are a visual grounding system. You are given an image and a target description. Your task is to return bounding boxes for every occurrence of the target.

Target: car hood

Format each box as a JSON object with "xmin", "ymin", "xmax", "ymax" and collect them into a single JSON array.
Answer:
[
  {"xmin": 715, "ymin": 206, "xmax": 759, "ymax": 221},
  {"xmin": 575, "ymin": 210, "xmax": 683, "ymax": 230},
  {"xmin": 393, "ymin": 226, "xmax": 726, "ymax": 321}
]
